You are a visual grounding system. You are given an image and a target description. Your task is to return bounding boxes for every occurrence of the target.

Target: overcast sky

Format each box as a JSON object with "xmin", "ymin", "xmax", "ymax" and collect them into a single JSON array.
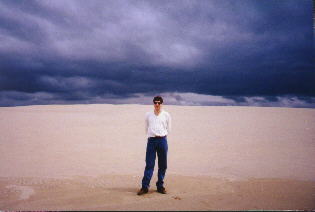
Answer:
[{"xmin": 0, "ymin": 0, "xmax": 314, "ymax": 107}]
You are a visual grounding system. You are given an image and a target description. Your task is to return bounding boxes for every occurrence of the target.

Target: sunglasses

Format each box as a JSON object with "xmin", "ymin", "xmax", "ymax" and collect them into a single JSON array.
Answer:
[{"xmin": 154, "ymin": 102, "xmax": 162, "ymax": 105}]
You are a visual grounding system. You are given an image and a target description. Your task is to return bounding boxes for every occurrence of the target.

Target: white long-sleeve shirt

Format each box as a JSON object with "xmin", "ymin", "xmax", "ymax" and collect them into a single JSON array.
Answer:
[{"xmin": 145, "ymin": 110, "xmax": 171, "ymax": 138}]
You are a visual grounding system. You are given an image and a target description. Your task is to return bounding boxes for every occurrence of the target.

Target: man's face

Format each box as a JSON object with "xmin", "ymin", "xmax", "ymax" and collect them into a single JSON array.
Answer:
[{"xmin": 153, "ymin": 100, "xmax": 162, "ymax": 110}]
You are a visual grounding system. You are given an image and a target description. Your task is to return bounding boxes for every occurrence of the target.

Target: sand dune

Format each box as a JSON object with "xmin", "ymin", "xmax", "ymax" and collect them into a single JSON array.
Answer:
[{"xmin": 0, "ymin": 104, "xmax": 314, "ymax": 210}]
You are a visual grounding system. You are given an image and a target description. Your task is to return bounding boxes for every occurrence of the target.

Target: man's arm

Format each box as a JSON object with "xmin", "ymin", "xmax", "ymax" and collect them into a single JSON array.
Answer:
[
  {"xmin": 167, "ymin": 113, "xmax": 171, "ymax": 134},
  {"xmin": 145, "ymin": 113, "xmax": 149, "ymax": 135}
]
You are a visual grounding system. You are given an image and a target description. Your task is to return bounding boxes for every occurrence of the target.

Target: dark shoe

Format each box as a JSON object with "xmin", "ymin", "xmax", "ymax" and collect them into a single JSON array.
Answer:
[
  {"xmin": 157, "ymin": 187, "xmax": 166, "ymax": 194},
  {"xmin": 137, "ymin": 187, "xmax": 148, "ymax": 195}
]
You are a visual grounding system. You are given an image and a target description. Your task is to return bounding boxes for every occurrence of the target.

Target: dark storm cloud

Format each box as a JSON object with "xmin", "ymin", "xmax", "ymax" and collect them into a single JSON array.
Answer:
[{"xmin": 0, "ymin": 0, "xmax": 314, "ymax": 107}]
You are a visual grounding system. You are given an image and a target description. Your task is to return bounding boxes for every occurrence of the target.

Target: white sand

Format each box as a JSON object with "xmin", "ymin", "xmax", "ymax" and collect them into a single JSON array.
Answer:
[
  {"xmin": 5, "ymin": 185, "xmax": 35, "ymax": 200},
  {"xmin": 0, "ymin": 104, "xmax": 314, "ymax": 210}
]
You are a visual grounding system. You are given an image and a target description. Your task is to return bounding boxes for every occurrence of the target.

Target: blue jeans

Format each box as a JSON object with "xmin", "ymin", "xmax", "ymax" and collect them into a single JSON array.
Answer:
[{"xmin": 141, "ymin": 136, "xmax": 168, "ymax": 189}]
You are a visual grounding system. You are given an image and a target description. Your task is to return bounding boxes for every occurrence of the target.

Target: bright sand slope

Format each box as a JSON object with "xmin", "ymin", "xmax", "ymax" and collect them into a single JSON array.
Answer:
[{"xmin": 0, "ymin": 104, "xmax": 314, "ymax": 210}]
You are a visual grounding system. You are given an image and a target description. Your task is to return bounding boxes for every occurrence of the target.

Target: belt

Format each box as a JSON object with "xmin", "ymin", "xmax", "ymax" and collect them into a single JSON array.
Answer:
[{"xmin": 150, "ymin": 135, "xmax": 166, "ymax": 139}]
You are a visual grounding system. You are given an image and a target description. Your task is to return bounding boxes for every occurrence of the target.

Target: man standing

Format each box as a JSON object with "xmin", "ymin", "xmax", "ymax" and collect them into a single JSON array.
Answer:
[{"xmin": 137, "ymin": 96, "xmax": 171, "ymax": 195}]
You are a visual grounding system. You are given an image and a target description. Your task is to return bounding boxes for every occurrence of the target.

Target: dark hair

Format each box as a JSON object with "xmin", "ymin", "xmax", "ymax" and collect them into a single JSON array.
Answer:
[{"xmin": 153, "ymin": 96, "xmax": 163, "ymax": 104}]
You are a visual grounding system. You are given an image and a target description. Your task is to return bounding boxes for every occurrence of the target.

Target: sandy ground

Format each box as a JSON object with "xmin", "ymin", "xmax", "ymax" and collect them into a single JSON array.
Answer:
[{"xmin": 0, "ymin": 104, "xmax": 314, "ymax": 210}]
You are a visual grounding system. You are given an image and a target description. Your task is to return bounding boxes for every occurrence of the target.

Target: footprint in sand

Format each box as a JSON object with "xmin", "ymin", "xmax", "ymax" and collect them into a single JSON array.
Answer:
[{"xmin": 172, "ymin": 196, "xmax": 181, "ymax": 200}]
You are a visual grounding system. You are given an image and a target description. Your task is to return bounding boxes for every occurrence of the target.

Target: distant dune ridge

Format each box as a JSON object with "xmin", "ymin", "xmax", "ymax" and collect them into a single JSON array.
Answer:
[{"xmin": 0, "ymin": 104, "xmax": 314, "ymax": 210}]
